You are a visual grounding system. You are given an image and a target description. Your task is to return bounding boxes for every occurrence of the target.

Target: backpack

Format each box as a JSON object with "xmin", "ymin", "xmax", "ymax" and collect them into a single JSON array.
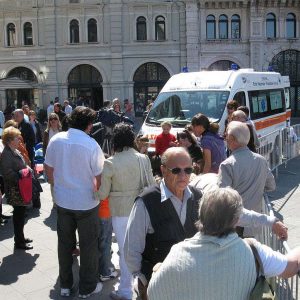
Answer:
[{"xmin": 245, "ymin": 239, "xmax": 276, "ymax": 300}]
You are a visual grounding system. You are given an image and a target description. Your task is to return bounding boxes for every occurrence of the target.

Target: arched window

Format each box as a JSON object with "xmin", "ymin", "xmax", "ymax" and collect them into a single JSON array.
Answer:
[
  {"xmin": 155, "ymin": 16, "xmax": 165, "ymax": 41},
  {"xmin": 231, "ymin": 14, "xmax": 240, "ymax": 39},
  {"xmin": 219, "ymin": 15, "xmax": 228, "ymax": 39},
  {"xmin": 88, "ymin": 18, "xmax": 98, "ymax": 42},
  {"xmin": 206, "ymin": 15, "xmax": 216, "ymax": 39},
  {"xmin": 270, "ymin": 50, "xmax": 300, "ymax": 116},
  {"xmin": 286, "ymin": 13, "xmax": 296, "ymax": 39},
  {"xmin": 7, "ymin": 67, "xmax": 38, "ymax": 82},
  {"xmin": 133, "ymin": 62, "xmax": 170, "ymax": 116},
  {"xmin": 7, "ymin": 23, "xmax": 16, "ymax": 46},
  {"xmin": 266, "ymin": 13, "xmax": 276, "ymax": 38},
  {"xmin": 70, "ymin": 19, "xmax": 79, "ymax": 44},
  {"xmin": 23, "ymin": 22, "xmax": 33, "ymax": 45},
  {"xmin": 136, "ymin": 16, "xmax": 147, "ymax": 40},
  {"xmin": 208, "ymin": 60, "xmax": 239, "ymax": 71},
  {"xmin": 68, "ymin": 64, "xmax": 103, "ymax": 110}
]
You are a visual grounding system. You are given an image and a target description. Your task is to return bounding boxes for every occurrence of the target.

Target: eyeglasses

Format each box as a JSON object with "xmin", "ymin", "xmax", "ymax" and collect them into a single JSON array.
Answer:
[
  {"xmin": 50, "ymin": 118, "xmax": 58, "ymax": 121},
  {"xmin": 165, "ymin": 166, "xmax": 193, "ymax": 175}
]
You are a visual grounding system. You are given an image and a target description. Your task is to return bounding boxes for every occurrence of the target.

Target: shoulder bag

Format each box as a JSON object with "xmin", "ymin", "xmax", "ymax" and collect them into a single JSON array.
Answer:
[{"xmin": 246, "ymin": 238, "xmax": 276, "ymax": 300}]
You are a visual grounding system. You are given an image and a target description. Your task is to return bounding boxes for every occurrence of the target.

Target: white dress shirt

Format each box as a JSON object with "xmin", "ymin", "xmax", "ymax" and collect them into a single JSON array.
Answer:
[{"xmin": 44, "ymin": 128, "xmax": 104, "ymax": 210}]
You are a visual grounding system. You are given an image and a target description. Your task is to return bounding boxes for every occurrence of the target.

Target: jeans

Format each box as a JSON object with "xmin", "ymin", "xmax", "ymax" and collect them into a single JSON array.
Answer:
[
  {"xmin": 112, "ymin": 216, "xmax": 133, "ymax": 299},
  {"xmin": 13, "ymin": 206, "xmax": 26, "ymax": 245},
  {"xmin": 57, "ymin": 205, "xmax": 99, "ymax": 295},
  {"xmin": 98, "ymin": 217, "xmax": 114, "ymax": 276}
]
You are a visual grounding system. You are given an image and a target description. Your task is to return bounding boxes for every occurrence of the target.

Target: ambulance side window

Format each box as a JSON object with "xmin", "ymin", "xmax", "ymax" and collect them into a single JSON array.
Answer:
[{"xmin": 233, "ymin": 91, "xmax": 246, "ymax": 106}]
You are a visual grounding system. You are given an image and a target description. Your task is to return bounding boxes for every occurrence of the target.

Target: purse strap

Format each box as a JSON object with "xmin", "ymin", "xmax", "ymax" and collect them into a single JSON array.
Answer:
[
  {"xmin": 245, "ymin": 238, "xmax": 265, "ymax": 278},
  {"xmin": 138, "ymin": 155, "xmax": 145, "ymax": 188}
]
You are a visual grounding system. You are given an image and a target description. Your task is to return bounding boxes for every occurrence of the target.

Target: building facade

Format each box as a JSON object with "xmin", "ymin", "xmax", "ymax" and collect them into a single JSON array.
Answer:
[{"xmin": 0, "ymin": 0, "xmax": 299, "ymax": 116}]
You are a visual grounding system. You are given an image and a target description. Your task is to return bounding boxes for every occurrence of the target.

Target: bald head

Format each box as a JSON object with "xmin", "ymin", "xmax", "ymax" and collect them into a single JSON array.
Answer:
[
  {"xmin": 232, "ymin": 110, "xmax": 247, "ymax": 123},
  {"xmin": 161, "ymin": 147, "xmax": 192, "ymax": 166}
]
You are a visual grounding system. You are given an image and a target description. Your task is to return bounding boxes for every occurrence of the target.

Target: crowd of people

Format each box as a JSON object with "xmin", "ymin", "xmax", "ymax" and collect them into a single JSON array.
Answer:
[{"xmin": 0, "ymin": 96, "xmax": 299, "ymax": 300}]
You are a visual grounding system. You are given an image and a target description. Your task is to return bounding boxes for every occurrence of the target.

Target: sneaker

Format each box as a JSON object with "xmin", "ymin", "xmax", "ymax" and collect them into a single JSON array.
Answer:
[
  {"xmin": 60, "ymin": 288, "xmax": 71, "ymax": 297},
  {"xmin": 78, "ymin": 282, "xmax": 102, "ymax": 299},
  {"xmin": 99, "ymin": 270, "xmax": 118, "ymax": 282},
  {"xmin": 110, "ymin": 290, "xmax": 131, "ymax": 300},
  {"xmin": 0, "ymin": 218, "xmax": 8, "ymax": 225}
]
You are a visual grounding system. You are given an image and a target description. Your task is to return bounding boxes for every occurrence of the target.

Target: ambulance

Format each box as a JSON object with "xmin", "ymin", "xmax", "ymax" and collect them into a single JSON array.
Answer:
[{"xmin": 139, "ymin": 68, "xmax": 289, "ymax": 153}]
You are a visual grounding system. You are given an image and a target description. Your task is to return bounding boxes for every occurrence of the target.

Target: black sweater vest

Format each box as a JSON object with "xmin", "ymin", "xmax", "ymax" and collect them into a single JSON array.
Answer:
[{"xmin": 139, "ymin": 184, "xmax": 202, "ymax": 280}]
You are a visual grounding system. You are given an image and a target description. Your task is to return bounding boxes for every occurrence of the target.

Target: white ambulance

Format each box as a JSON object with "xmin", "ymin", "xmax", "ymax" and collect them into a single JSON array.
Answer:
[{"xmin": 139, "ymin": 68, "xmax": 289, "ymax": 153}]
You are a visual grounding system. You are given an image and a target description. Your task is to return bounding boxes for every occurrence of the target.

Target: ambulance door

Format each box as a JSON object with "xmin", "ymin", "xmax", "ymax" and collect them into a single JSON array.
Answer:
[{"xmin": 232, "ymin": 90, "xmax": 247, "ymax": 107}]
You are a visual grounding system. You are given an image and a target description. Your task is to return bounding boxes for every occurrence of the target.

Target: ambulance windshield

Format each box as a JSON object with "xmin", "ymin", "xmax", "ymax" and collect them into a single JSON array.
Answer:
[{"xmin": 146, "ymin": 90, "xmax": 229, "ymax": 126}]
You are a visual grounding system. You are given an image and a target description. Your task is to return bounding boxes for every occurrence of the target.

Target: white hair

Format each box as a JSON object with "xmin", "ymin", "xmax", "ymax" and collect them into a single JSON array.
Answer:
[{"xmin": 227, "ymin": 121, "xmax": 250, "ymax": 146}]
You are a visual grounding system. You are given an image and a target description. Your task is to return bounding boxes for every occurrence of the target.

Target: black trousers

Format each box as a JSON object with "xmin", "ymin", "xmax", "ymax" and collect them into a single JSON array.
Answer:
[
  {"xmin": 57, "ymin": 205, "xmax": 99, "ymax": 295},
  {"xmin": 13, "ymin": 206, "xmax": 26, "ymax": 245},
  {"xmin": 0, "ymin": 176, "xmax": 4, "ymax": 216}
]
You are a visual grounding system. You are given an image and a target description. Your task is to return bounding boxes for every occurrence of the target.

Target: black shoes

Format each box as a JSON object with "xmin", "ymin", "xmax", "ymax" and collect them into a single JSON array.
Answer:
[
  {"xmin": 0, "ymin": 214, "xmax": 11, "ymax": 220},
  {"xmin": 0, "ymin": 214, "xmax": 11, "ymax": 224},
  {"xmin": 15, "ymin": 243, "xmax": 33, "ymax": 250},
  {"xmin": 24, "ymin": 238, "xmax": 33, "ymax": 243},
  {"xmin": 14, "ymin": 238, "xmax": 33, "ymax": 250}
]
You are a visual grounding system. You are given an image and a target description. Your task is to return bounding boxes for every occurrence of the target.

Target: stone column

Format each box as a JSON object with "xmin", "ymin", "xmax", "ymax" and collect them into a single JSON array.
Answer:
[{"xmin": 186, "ymin": 0, "xmax": 199, "ymax": 72}]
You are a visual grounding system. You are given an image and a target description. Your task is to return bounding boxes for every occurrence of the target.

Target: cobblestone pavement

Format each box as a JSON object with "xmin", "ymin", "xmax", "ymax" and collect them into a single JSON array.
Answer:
[{"xmin": 1, "ymin": 158, "xmax": 300, "ymax": 299}]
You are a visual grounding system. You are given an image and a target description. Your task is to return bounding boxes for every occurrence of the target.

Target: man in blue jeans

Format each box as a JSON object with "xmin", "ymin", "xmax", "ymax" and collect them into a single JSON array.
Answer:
[{"xmin": 45, "ymin": 106, "xmax": 105, "ymax": 298}]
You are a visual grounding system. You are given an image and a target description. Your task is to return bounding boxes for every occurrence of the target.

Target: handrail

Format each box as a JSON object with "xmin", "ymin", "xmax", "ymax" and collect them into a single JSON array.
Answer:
[
  {"xmin": 257, "ymin": 124, "xmax": 300, "ymax": 175},
  {"xmin": 260, "ymin": 194, "xmax": 299, "ymax": 299}
]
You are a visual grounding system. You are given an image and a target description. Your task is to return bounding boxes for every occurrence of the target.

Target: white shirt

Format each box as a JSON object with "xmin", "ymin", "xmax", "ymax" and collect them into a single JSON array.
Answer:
[
  {"xmin": 250, "ymin": 239, "xmax": 288, "ymax": 277},
  {"xmin": 44, "ymin": 128, "xmax": 105, "ymax": 210},
  {"xmin": 47, "ymin": 104, "xmax": 54, "ymax": 117},
  {"xmin": 24, "ymin": 114, "xmax": 29, "ymax": 123},
  {"xmin": 64, "ymin": 105, "xmax": 73, "ymax": 115}
]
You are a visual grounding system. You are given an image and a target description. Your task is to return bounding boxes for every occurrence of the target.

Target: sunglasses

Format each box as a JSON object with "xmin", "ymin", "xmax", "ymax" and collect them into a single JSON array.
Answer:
[
  {"xmin": 165, "ymin": 166, "xmax": 193, "ymax": 175},
  {"xmin": 50, "ymin": 118, "xmax": 58, "ymax": 121}
]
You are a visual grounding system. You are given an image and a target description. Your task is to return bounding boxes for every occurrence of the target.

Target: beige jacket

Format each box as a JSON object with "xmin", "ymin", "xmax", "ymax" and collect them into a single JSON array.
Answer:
[{"xmin": 99, "ymin": 148, "xmax": 155, "ymax": 217}]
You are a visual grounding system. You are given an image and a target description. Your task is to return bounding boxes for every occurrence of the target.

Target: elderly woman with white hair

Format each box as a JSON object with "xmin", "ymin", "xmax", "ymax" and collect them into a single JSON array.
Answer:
[{"xmin": 147, "ymin": 187, "xmax": 300, "ymax": 300}]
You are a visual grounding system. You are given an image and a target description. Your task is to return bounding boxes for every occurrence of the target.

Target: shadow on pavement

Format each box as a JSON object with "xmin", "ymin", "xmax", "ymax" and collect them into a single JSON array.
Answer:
[
  {"xmin": 0, "ymin": 218, "xmax": 13, "ymax": 242},
  {"xmin": 268, "ymin": 157, "xmax": 300, "ymax": 202},
  {"xmin": 44, "ymin": 207, "xmax": 57, "ymax": 231},
  {"xmin": 0, "ymin": 251, "xmax": 39, "ymax": 285}
]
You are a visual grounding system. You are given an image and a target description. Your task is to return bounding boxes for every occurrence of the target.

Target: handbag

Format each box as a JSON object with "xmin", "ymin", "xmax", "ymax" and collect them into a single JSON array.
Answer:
[
  {"xmin": 18, "ymin": 168, "xmax": 33, "ymax": 204},
  {"xmin": 246, "ymin": 239, "xmax": 276, "ymax": 300}
]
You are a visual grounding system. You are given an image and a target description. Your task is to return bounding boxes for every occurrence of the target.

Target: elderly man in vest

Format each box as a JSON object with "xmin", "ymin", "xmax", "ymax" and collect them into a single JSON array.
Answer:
[
  {"xmin": 218, "ymin": 121, "xmax": 276, "ymax": 236},
  {"xmin": 124, "ymin": 147, "xmax": 201, "ymax": 299},
  {"xmin": 124, "ymin": 147, "xmax": 286, "ymax": 299}
]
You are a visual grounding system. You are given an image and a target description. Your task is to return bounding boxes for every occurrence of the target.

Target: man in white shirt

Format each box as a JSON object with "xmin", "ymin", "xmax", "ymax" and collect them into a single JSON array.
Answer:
[
  {"xmin": 44, "ymin": 106, "xmax": 105, "ymax": 298},
  {"xmin": 63, "ymin": 99, "xmax": 73, "ymax": 115},
  {"xmin": 147, "ymin": 187, "xmax": 300, "ymax": 300},
  {"xmin": 47, "ymin": 101, "xmax": 54, "ymax": 117}
]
